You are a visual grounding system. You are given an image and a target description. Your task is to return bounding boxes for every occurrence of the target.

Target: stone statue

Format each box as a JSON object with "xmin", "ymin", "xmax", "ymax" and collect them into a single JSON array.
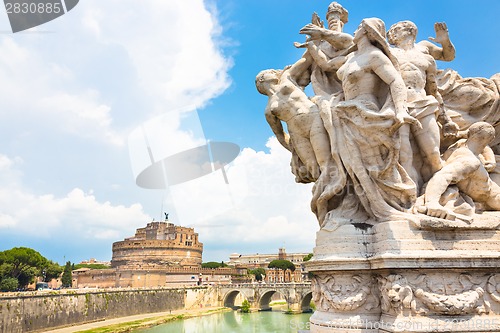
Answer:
[
  {"xmin": 387, "ymin": 20, "xmax": 459, "ymax": 185},
  {"xmin": 415, "ymin": 22, "xmax": 456, "ymax": 62},
  {"xmin": 332, "ymin": 17, "xmax": 421, "ymax": 219},
  {"xmin": 420, "ymin": 122, "xmax": 500, "ymax": 219},
  {"xmin": 256, "ymin": 56, "xmax": 346, "ymax": 223},
  {"xmin": 256, "ymin": 3, "xmax": 500, "ymax": 332},
  {"xmin": 255, "ymin": 57, "xmax": 332, "ymax": 183},
  {"xmin": 297, "ymin": 2, "xmax": 354, "ymax": 97},
  {"xmin": 299, "ymin": 17, "xmax": 419, "ymax": 222},
  {"xmin": 437, "ymin": 69, "xmax": 500, "ymax": 151},
  {"xmin": 257, "ymin": 11, "xmax": 500, "ymax": 224}
]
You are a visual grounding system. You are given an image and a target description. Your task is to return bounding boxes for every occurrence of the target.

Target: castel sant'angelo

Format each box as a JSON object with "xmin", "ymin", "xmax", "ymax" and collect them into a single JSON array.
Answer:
[
  {"xmin": 73, "ymin": 217, "xmax": 238, "ymax": 288},
  {"xmin": 111, "ymin": 220, "xmax": 203, "ymax": 269}
]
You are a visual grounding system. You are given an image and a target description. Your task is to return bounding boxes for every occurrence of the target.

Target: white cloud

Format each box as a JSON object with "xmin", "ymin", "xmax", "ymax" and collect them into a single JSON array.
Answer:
[
  {"xmin": 0, "ymin": 137, "xmax": 318, "ymax": 261},
  {"xmin": 38, "ymin": 91, "xmax": 123, "ymax": 146},
  {"xmin": 168, "ymin": 137, "xmax": 318, "ymax": 254},
  {"xmin": 0, "ymin": 154, "xmax": 150, "ymax": 240},
  {"xmin": 77, "ymin": 0, "xmax": 232, "ymax": 115},
  {"xmin": 0, "ymin": 1, "xmax": 315, "ymax": 262},
  {"xmin": 0, "ymin": 36, "xmax": 123, "ymax": 146},
  {"xmin": 0, "ymin": 0, "xmax": 232, "ymax": 146}
]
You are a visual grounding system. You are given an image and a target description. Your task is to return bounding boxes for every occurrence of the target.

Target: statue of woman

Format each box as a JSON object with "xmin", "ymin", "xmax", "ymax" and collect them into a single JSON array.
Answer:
[{"xmin": 302, "ymin": 18, "xmax": 421, "ymax": 221}]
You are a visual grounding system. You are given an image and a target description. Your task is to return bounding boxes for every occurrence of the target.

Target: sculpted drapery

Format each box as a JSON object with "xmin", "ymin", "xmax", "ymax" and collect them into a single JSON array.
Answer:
[{"xmin": 256, "ymin": 2, "xmax": 500, "ymax": 227}]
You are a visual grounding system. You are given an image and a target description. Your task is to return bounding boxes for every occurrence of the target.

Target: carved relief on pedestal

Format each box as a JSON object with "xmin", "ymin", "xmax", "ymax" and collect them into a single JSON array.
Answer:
[
  {"xmin": 311, "ymin": 274, "xmax": 379, "ymax": 312},
  {"xmin": 378, "ymin": 272, "xmax": 493, "ymax": 316},
  {"xmin": 378, "ymin": 274, "xmax": 417, "ymax": 315},
  {"xmin": 414, "ymin": 287, "xmax": 486, "ymax": 315},
  {"xmin": 487, "ymin": 274, "xmax": 500, "ymax": 303}
]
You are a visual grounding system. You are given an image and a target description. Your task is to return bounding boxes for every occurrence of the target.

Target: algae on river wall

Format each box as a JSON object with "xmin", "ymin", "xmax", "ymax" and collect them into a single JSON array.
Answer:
[{"xmin": 0, "ymin": 288, "xmax": 188, "ymax": 333}]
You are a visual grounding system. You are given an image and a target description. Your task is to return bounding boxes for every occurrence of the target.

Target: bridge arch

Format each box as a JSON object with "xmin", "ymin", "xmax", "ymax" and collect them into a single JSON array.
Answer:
[
  {"xmin": 259, "ymin": 290, "xmax": 287, "ymax": 311},
  {"xmin": 300, "ymin": 291, "xmax": 313, "ymax": 313},
  {"xmin": 223, "ymin": 290, "xmax": 248, "ymax": 309}
]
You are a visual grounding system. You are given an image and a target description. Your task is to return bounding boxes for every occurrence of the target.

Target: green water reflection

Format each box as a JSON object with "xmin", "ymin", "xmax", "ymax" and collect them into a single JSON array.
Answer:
[{"xmin": 135, "ymin": 310, "xmax": 312, "ymax": 333}]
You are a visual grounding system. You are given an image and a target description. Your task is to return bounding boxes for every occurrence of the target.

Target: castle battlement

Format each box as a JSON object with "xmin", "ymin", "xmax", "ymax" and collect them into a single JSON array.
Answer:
[{"xmin": 111, "ymin": 221, "xmax": 203, "ymax": 269}]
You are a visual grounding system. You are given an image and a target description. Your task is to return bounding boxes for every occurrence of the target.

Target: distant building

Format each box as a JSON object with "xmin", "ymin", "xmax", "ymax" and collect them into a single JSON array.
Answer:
[
  {"xmin": 79, "ymin": 258, "xmax": 111, "ymax": 266},
  {"xmin": 228, "ymin": 248, "xmax": 310, "ymax": 283},
  {"xmin": 111, "ymin": 221, "xmax": 203, "ymax": 269},
  {"xmin": 73, "ymin": 219, "xmax": 237, "ymax": 288}
]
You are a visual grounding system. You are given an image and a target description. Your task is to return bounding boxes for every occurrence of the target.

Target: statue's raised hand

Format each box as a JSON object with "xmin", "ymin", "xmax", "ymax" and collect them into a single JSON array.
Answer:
[
  {"xmin": 294, "ymin": 41, "xmax": 307, "ymax": 49},
  {"xmin": 299, "ymin": 23, "xmax": 327, "ymax": 41},
  {"xmin": 428, "ymin": 22, "xmax": 450, "ymax": 45}
]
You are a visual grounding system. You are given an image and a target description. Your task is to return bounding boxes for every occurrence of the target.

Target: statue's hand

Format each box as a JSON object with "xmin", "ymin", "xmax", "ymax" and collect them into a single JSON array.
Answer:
[
  {"xmin": 442, "ymin": 121, "xmax": 459, "ymax": 138},
  {"xmin": 484, "ymin": 162, "xmax": 496, "ymax": 173},
  {"xmin": 390, "ymin": 113, "xmax": 421, "ymax": 134},
  {"xmin": 299, "ymin": 24, "xmax": 326, "ymax": 40},
  {"xmin": 311, "ymin": 12, "xmax": 324, "ymax": 28},
  {"xmin": 402, "ymin": 114, "xmax": 421, "ymax": 129},
  {"xmin": 424, "ymin": 202, "xmax": 453, "ymax": 220},
  {"xmin": 428, "ymin": 22, "xmax": 449, "ymax": 45},
  {"xmin": 294, "ymin": 41, "xmax": 307, "ymax": 49},
  {"xmin": 284, "ymin": 133, "xmax": 291, "ymax": 149}
]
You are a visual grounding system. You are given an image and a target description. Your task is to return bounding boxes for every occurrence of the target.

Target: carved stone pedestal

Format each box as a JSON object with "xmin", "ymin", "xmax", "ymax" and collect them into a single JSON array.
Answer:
[{"xmin": 306, "ymin": 214, "xmax": 500, "ymax": 332}]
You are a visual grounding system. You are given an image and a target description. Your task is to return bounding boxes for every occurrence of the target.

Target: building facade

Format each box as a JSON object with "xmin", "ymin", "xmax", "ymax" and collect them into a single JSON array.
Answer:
[
  {"xmin": 111, "ymin": 221, "xmax": 203, "ymax": 269},
  {"xmin": 228, "ymin": 248, "xmax": 310, "ymax": 283},
  {"xmin": 73, "ymin": 220, "xmax": 236, "ymax": 288}
]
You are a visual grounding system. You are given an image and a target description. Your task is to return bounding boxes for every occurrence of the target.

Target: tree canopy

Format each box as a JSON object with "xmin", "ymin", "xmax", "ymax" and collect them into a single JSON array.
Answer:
[
  {"xmin": 248, "ymin": 268, "xmax": 266, "ymax": 281},
  {"xmin": 0, "ymin": 247, "xmax": 61, "ymax": 291},
  {"xmin": 61, "ymin": 261, "xmax": 72, "ymax": 288},
  {"xmin": 73, "ymin": 263, "xmax": 110, "ymax": 270},
  {"xmin": 268, "ymin": 259, "xmax": 296, "ymax": 272},
  {"xmin": 44, "ymin": 260, "xmax": 64, "ymax": 282},
  {"xmin": 201, "ymin": 261, "xmax": 228, "ymax": 269},
  {"xmin": 303, "ymin": 253, "xmax": 313, "ymax": 262}
]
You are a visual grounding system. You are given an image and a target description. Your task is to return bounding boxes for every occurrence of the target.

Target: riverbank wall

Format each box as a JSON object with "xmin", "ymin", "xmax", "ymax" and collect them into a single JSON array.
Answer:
[{"xmin": 0, "ymin": 286, "xmax": 213, "ymax": 333}]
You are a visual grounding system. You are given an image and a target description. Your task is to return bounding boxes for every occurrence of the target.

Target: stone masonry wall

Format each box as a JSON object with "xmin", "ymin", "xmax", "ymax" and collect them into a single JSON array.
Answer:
[{"xmin": 0, "ymin": 288, "xmax": 188, "ymax": 333}]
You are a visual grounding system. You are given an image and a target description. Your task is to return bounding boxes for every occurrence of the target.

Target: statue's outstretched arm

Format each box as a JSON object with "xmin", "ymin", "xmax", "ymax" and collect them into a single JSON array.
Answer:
[
  {"xmin": 418, "ymin": 22, "xmax": 455, "ymax": 61},
  {"xmin": 294, "ymin": 41, "xmax": 346, "ymax": 72},
  {"xmin": 265, "ymin": 109, "xmax": 290, "ymax": 151}
]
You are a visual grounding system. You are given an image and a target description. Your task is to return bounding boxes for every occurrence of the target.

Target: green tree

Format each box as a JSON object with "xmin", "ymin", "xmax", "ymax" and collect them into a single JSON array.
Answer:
[
  {"xmin": 248, "ymin": 268, "xmax": 265, "ymax": 281},
  {"xmin": 17, "ymin": 266, "xmax": 39, "ymax": 287},
  {"xmin": 201, "ymin": 261, "xmax": 227, "ymax": 269},
  {"xmin": 61, "ymin": 261, "xmax": 72, "ymax": 288},
  {"xmin": 268, "ymin": 259, "xmax": 296, "ymax": 272},
  {"xmin": 0, "ymin": 262, "xmax": 13, "ymax": 278},
  {"xmin": 240, "ymin": 299, "xmax": 250, "ymax": 313},
  {"xmin": 0, "ymin": 247, "xmax": 48, "ymax": 288},
  {"xmin": 43, "ymin": 261, "xmax": 63, "ymax": 282},
  {"xmin": 0, "ymin": 277, "xmax": 18, "ymax": 292},
  {"xmin": 303, "ymin": 253, "xmax": 313, "ymax": 262},
  {"xmin": 73, "ymin": 263, "xmax": 110, "ymax": 270}
]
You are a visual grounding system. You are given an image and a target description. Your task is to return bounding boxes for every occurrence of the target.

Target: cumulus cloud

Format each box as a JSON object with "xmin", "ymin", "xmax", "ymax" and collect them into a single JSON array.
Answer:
[
  {"xmin": 0, "ymin": 154, "xmax": 150, "ymax": 240},
  {"xmin": 0, "ymin": 1, "xmax": 316, "ymax": 263},
  {"xmin": 168, "ymin": 137, "xmax": 318, "ymax": 256},
  {"xmin": 0, "ymin": 36, "xmax": 123, "ymax": 146},
  {"xmin": 0, "ymin": 0, "xmax": 231, "ymax": 146},
  {"xmin": 77, "ymin": 0, "xmax": 232, "ymax": 115}
]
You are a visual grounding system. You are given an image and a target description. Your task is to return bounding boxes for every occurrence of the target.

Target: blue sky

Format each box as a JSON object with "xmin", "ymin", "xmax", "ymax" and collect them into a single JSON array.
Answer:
[{"xmin": 0, "ymin": 0, "xmax": 498, "ymax": 265}]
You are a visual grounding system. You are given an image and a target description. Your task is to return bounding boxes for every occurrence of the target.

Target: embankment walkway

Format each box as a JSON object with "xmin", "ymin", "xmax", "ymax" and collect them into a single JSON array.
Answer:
[{"xmin": 42, "ymin": 306, "xmax": 224, "ymax": 333}]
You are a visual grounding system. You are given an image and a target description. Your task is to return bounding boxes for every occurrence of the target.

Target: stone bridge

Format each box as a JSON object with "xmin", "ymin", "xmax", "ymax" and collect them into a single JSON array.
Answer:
[{"xmin": 214, "ymin": 282, "xmax": 312, "ymax": 313}]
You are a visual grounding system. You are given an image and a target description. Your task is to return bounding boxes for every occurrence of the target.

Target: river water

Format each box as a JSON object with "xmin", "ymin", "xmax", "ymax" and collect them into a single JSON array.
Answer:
[{"xmin": 135, "ymin": 310, "xmax": 312, "ymax": 333}]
